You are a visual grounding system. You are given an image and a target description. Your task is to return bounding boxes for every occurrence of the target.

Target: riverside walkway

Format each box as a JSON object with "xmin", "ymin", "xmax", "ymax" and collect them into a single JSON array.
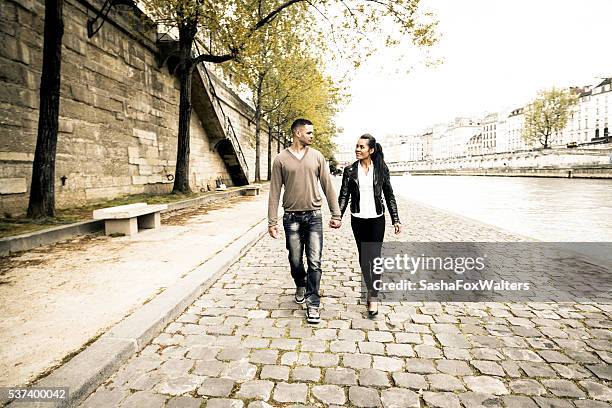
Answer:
[
  {"xmin": 0, "ymin": 192, "xmax": 268, "ymax": 390},
  {"xmin": 78, "ymin": 193, "xmax": 611, "ymax": 408}
]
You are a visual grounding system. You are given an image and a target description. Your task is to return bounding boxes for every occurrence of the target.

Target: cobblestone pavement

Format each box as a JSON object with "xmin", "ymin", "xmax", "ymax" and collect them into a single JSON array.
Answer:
[{"xmin": 80, "ymin": 196, "xmax": 612, "ymax": 408}]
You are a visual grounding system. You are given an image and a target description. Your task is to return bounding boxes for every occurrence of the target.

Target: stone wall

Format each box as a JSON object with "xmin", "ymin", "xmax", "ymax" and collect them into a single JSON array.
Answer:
[
  {"xmin": 0, "ymin": 0, "xmax": 275, "ymax": 216},
  {"xmin": 389, "ymin": 146, "xmax": 612, "ymax": 172}
]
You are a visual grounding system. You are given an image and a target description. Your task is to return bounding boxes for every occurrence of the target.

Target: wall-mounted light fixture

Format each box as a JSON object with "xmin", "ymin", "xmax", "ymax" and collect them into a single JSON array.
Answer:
[{"xmin": 87, "ymin": 0, "xmax": 138, "ymax": 38}]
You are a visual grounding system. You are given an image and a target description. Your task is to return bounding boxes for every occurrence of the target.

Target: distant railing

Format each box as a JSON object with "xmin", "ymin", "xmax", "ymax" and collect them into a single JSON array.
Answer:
[{"xmin": 197, "ymin": 64, "xmax": 250, "ymax": 181}]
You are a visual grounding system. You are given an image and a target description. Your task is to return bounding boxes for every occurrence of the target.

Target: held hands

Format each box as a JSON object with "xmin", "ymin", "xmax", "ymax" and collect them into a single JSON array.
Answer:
[
  {"xmin": 394, "ymin": 223, "xmax": 402, "ymax": 235},
  {"xmin": 269, "ymin": 220, "xmax": 341, "ymax": 239},
  {"xmin": 329, "ymin": 219, "xmax": 342, "ymax": 229},
  {"xmin": 268, "ymin": 225, "xmax": 279, "ymax": 239}
]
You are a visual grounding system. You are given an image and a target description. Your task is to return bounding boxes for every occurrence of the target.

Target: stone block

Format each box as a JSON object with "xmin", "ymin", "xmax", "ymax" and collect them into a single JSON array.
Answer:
[
  {"xmin": 348, "ymin": 386, "xmax": 381, "ymax": 408},
  {"xmin": 272, "ymin": 382, "xmax": 307, "ymax": 403},
  {"xmin": 132, "ymin": 175, "xmax": 149, "ymax": 185},
  {"xmin": 145, "ymin": 146, "xmax": 159, "ymax": 159},
  {"xmin": 138, "ymin": 165, "xmax": 153, "ymax": 175},
  {"xmin": 70, "ymin": 83, "xmax": 94, "ymax": 105},
  {"xmin": 428, "ymin": 373, "xmax": 465, "ymax": 392},
  {"xmin": 58, "ymin": 119, "xmax": 74, "ymax": 133},
  {"xmin": 422, "ymin": 391, "xmax": 460, "ymax": 408},
  {"xmin": 105, "ymin": 218, "xmax": 138, "ymax": 236},
  {"xmin": 128, "ymin": 146, "xmax": 140, "ymax": 162},
  {"xmin": 464, "ymin": 376, "xmax": 509, "ymax": 395},
  {"xmin": 133, "ymin": 128, "xmax": 157, "ymax": 142},
  {"xmin": 392, "ymin": 372, "xmax": 427, "ymax": 390},
  {"xmin": 117, "ymin": 391, "xmax": 165, "ymax": 407},
  {"xmin": 291, "ymin": 366, "xmax": 320, "ymax": 382},
  {"xmin": 0, "ymin": 34, "xmax": 18, "ymax": 61},
  {"xmin": 64, "ymin": 33, "xmax": 86, "ymax": 55},
  {"xmin": 541, "ymin": 379, "xmax": 586, "ymax": 398},
  {"xmin": 509, "ymin": 379, "xmax": 546, "ymax": 396},
  {"xmin": 312, "ymin": 385, "xmax": 346, "ymax": 405},
  {"xmin": 0, "ymin": 152, "xmax": 33, "ymax": 162},
  {"xmin": 155, "ymin": 374, "xmax": 204, "ymax": 395},
  {"xmin": 93, "ymin": 93, "xmax": 124, "ymax": 113},
  {"xmin": 359, "ymin": 369, "xmax": 390, "ymax": 387},
  {"xmin": 236, "ymin": 380, "xmax": 274, "ymax": 400},
  {"xmin": 260, "ymin": 365, "xmax": 290, "ymax": 381},
  {"xmin": 197, "ymin": 378, "xmax": 235, "ymax": 397},
  {"xmin": 324, "ymin": 368, "xmax": 357, "ymax": 385},
  {"xmin": 0, "ymin": 177, "xmax": 26, "ymax": 194},
  {"xmin": 381, "ymin": 388, "xmax": 419, "ymax": 408}
]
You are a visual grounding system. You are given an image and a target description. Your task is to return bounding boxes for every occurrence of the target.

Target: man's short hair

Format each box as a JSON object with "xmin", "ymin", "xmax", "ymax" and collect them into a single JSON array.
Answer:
[{"xmin": 291, "ymin": 119, "xmax": 313, "ymax": 134}]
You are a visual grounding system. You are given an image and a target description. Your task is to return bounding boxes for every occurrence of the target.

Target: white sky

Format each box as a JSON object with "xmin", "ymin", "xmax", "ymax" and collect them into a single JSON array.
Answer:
[{"xmin": 334, "ymin": 0, "xmax": 612, "ymax": 150}]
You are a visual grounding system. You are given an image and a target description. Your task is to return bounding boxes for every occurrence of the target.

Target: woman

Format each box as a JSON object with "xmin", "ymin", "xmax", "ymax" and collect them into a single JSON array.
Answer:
[{"xmin": 338, "ymin": 134, "xmax": 402, "ymax": 318}]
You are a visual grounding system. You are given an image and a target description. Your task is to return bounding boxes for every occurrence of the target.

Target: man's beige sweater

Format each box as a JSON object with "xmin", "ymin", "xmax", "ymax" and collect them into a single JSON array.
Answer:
[{"xmin": 268, "ymin": 147, "xmax": 341, "ymax": 226}]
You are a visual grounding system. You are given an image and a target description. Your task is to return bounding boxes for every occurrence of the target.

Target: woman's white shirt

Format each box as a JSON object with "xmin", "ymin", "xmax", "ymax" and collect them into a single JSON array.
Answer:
[{"xmin": 351, "ymin": 162, "xmax": 382, "ymax": 218}]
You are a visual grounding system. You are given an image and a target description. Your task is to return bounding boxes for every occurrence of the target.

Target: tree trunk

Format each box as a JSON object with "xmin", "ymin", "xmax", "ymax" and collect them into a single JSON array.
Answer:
[
  {"xmin": 267, "ymin": 128, "xmax": 272, "ymax": 180},
  {"xmin": 27, "ymin": 0, "xmax": 64, "ymax": 219},
  {"xmin": 253, "ymin": 74, "xmax": 264, "ymax": 182},
  {"xmin": 254, "ymin": 105, "xmax": 261, "ymax": 182},
  {"xmin": 172, "ymin": 21, "xmax": 197, "ymax": 194}
]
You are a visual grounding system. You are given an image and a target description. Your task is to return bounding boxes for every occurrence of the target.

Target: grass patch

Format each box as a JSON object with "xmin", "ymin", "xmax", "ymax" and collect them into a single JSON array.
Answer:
[{"xmin": 0, "ymin": 188, "xmax": 241, "ymax": 239}]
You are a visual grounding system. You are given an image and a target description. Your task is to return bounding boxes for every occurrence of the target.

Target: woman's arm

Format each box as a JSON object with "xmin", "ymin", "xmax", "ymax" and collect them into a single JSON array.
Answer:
[
  {"xmin": 337, "ymin": 166, "xmax": 351, "ymax": 219},
  {"xmin": 382, "ymin": 163, "xmax": 401, "ymax": 226}
]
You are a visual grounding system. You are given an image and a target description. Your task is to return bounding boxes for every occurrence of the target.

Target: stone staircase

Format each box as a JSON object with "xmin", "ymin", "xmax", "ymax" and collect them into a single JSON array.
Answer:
[{"xmin": 157, "ymin": 37, "xmax": 250, "ymax": 186}]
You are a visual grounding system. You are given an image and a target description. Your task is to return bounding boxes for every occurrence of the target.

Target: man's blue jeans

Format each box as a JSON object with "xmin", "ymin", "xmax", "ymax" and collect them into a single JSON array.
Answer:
[{"xmin": 282, "ymin": 210, "xmax": 323, "ymax": 307}]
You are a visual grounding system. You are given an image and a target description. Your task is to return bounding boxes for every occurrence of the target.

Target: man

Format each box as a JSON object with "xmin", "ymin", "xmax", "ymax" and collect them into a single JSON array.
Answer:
[{"xmin": 268, "ymin": 119, "xmax": 342, "ymax": 324}]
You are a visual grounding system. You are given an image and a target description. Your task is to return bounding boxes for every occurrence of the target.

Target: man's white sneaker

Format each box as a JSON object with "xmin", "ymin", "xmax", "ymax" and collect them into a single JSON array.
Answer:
[
  {"xmin": 306, "ymin": 305, "xmax": 320, "ymax": 324},
  {"xmin": 295, "ymin": 287, "xmax": 306, "ymax": 304}
]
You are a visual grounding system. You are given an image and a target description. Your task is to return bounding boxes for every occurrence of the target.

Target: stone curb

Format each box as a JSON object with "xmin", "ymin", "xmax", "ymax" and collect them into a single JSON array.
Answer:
[
  {"xmin": 4, "ymin": 217, "xmax": 269, "ymax": 408},
  {"xmin": 0, "ymin": 186, "xmax": 265, "ymax": 257},
  {"xmin": 0, "ymin": 219, "xmax": 105, "ymax": 258}
]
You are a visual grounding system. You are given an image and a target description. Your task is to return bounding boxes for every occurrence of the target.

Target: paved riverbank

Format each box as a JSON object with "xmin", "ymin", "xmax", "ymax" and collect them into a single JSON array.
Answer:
[
  {"xmin": 0, "ymin": 188, "xmax": 269, "ymax": 389},
  {"xmin": 77, "ymin": 192, "xmax": 611, "ymax": 408}
]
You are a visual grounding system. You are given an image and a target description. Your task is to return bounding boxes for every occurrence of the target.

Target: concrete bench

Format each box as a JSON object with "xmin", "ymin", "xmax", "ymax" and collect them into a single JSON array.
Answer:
[
  {"xmin": 243, "ymin": 185, "xmax": 261, "ymax": 196},
  {"xmin": 93, "ymin": 203, "xmax": 167, "ymax": 236}
]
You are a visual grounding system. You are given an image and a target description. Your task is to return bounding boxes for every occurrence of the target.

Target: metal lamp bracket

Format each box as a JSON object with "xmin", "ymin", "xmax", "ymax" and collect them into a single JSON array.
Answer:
[{"xmin": 87, "ymin": 0, "xmax": 137, "ymax": 38}]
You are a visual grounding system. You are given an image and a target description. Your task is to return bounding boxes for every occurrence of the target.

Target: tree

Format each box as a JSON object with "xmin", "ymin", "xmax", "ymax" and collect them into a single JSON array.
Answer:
[
  {"xmin": 328, "ymin": 155, "xmax": 339, "ymax": 175},
  {"xmin": 225, "ymin": 9, "xmax": 336, "ymax": 182},
  {"xmin": 276, "ymin": 58, "xmax": 343, "ymax": 160},
  {"xmin": 141, "ymin": 0, "xmax": 438, "ymax": 191},
  {"xmin": 224, "ymin": 14, "xmax": 297, "ymax": 182},
  {"xmin": 27, "ymin": 0, "xmax": 64, "ymax": 218},
  {"xmin": 522, "ymin": 88, "xmax": 579, "ymax": 149}
]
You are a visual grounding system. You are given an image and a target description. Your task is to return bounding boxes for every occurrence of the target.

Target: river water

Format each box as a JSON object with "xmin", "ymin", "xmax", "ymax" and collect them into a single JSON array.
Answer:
[{"xmin": 392, "ymin": 175, "xmax": 612, "ymax": 242}]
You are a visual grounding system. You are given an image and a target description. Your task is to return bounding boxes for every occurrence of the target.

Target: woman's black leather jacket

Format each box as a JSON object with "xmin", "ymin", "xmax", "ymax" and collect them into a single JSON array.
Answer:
[{"xmin": 337, "ymin": 161, "xmax": 400, "ymax": 225}]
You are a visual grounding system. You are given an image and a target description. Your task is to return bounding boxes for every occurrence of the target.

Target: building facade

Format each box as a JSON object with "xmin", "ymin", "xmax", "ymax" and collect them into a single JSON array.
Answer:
[
  {"xmin": 383, "ymin": 78, "xmax": 611, "ymax": 166},
  {"xmin": 431, "ymin": 118, "xmax": 481, "ymax": 160},
  {"xmin": 480, "ymin": 113, "xmax": 498, "ymax": 155}
]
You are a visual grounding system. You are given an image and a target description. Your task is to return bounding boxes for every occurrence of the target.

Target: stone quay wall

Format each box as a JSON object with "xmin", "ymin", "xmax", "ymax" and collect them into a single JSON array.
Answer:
[
  {"xmin": 389, "ymin": 147, "xmax": 612, "ymax": 179},
  {"xmin": 0, "ymin": 0, "xmax": 274, "ymax": 216}
]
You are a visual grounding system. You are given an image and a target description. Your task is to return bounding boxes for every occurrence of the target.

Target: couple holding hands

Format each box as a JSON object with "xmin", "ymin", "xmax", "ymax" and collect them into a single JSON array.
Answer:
[{"xmin": 268, "ymin": 119, "xmax": 401, "ymax": 324}]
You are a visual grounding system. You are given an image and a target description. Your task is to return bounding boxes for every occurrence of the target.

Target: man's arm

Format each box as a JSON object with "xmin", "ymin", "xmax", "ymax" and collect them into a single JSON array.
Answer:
[
  {"xmin": 268, "ymin": 157, "xmax": 283, "ymax": 228},
  {"xmin": 318, "ymin": 154, "xmax": 341, "ymax": 221}
]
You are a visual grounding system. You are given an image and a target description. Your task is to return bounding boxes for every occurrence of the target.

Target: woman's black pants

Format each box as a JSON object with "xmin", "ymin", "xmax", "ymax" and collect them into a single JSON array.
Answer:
[{"xmin": 351, "ymin": 214, "xmax": 385, "ymax": 298}]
